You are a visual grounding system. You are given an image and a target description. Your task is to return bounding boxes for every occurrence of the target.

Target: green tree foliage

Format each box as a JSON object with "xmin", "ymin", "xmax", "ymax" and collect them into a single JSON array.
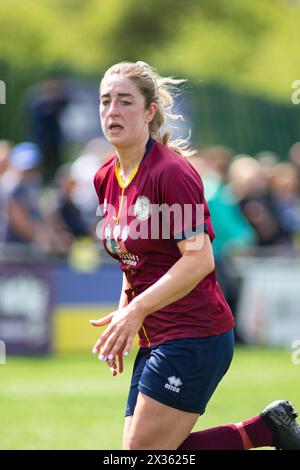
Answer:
[
  {"xmin": 0, "ymin": 0, "xmax": 299, "ymax": 99},
  {"xmin": 151, "ymin": 0, "xmax": 300, "ymax": 101},
  {"xmin": 0, "ymin": 0, "xmax": 299, "ymax": 148}
]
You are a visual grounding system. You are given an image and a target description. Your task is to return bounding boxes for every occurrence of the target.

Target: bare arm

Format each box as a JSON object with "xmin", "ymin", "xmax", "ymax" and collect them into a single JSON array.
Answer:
[
  {"xmin": 118, "ymin": 273, "xmax": 129, "ymax": 309},
  {"xmin": 130, "ymin": 233, "xmax": 214, "ymax": 317},
  {"xmin": 8, "ymin": 200, "xmax": 72, "ymax": 254},
  {"xmin": 8, "ymin": 200, "xmax": 37, "ymax": 241},
  {"xmin": 92, "ymin": 233, "xmax": 215, "ymax": 359}
]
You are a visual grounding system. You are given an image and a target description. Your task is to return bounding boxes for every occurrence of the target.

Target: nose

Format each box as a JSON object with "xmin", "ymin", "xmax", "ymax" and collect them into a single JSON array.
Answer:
[{"xmin": 107, "ymin": 100, "xmax": 120, "ymax": 116}]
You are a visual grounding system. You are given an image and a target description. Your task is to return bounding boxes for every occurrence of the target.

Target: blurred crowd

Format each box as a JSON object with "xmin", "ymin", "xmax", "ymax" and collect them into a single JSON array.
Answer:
[
  {"xmin": 188, "ymin": 143, "xmax": 300, "ymax": 315},
  {"xmin": 2, "ymin": 77, "xmax": 299, "ymax": 268},
  {"xmin": 0, "ymin": 137, "xmax": 113, "ymax": 258},
  {"xmin": 189, "ymin": 142, "xmax": 300, "ymax": 256},
  {"xmin": 1, "ymin": 138, "xmax": 300, "ymax": 260},
  {"xmin": 1, "ymin": 135, "xmax": 300, "ymax": 315}
]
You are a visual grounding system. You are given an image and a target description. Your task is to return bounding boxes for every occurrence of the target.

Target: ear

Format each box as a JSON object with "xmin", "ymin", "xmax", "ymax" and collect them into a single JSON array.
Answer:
[{"xmin": 145, "ymin": 102, "xmax": 158, "ymax": 124}]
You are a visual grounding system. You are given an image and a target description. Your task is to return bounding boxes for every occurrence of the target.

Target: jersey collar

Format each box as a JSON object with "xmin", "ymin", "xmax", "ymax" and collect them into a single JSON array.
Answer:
[{"xmin": 114, "ymin": 137, "xmax": 155, "ymax": 189}]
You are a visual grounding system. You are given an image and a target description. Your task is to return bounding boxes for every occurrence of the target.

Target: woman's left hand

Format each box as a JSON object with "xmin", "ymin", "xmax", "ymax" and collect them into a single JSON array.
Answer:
[{"xmin": 90, "ymin": 305, "xmax": 144, "ymax": 362}]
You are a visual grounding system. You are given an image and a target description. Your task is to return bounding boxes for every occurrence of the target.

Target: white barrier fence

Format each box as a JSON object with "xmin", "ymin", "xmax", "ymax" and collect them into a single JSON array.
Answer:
[
  {"xmin": 0, "ymin": 340, "xmax": 6, "ymax": 364},
  {"xmin": 234, "ymin": 256, "xmax": 300, "ymax": 346},
  {"xmin": 0, "ymin": 80, "xmax": 6, "ymax": 104}
]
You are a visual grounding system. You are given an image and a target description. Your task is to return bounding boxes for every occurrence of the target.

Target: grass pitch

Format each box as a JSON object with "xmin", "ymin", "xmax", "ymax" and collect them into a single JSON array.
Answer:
[{"xmin": 0, "ymin": 345, "xmax": 299, "ymax": 449}]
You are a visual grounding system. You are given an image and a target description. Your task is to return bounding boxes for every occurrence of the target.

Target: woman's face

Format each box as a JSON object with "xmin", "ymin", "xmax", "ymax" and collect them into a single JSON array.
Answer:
[{"xmin": 100, "ymin": 75, "xmax": 156, "ymax": 149}]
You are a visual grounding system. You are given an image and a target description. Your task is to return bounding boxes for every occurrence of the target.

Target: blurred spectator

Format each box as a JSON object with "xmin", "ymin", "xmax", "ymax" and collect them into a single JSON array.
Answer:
[
  {"xmin": 256, "ymin": 150, "xmax": 279, "ymax": 182},
  {"xmin": 268, "ymin": 163, "xmax": 300, "ymax": 245},
  {"xmin": 70, "ymin": 138, "xmax": 113, "ymax": 232},
  {"xmin": 227, "ymin": 155, "xmax": 266, "ymax": 202},
  {"xmin": 53, "ymin": 163, "xmax": 90, "ymax": 238},
  {"xmin": 189, "ymin": 148, "xmax": 254, "ymax": 261},
  {"xmin": 186, "ymin": 149, "xmax": 207, "ymax": 176},
  {"xmin": 25, "ymin": 78, "xmax": 68, "ymax": 182},
  {"xmin": 5, "ymin": 142, "xmax": 71, "ymax": 255},
  {"xmin": 228, "ymin": 155, "xmax": 296, "ymax": 249},
  {"xmin": 200, "ymin": 151, "xmax": 255, "ymax": 260},
  {"xmin": 188, "ymin": 147, "xmax": 254, "ymax": 317},
  {"xmin": 201, "ymin": 145, "xmax": 233, "ymax": 182},
  {"xmin": 288, "ymin": 141, "xmax": 300, "ymax": 183},
  {"xmin": 0, "ymin": 140, "xmax": 19, "ymax": 242}
]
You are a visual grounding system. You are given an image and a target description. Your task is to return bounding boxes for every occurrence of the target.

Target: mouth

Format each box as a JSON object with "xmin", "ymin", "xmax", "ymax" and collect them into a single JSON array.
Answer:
[{"xmin": 108, "ymin": 123, "xmax": 124, "ymax": 133}]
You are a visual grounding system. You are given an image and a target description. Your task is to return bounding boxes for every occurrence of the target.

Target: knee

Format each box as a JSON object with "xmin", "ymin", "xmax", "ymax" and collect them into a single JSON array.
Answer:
[
  {"xmin": 122, "ymin": 435, "xmax": 131, "ymax": 450},
  {"xmin": 124, "ymin": 434, "xmax": 152, "ymax": 450}
]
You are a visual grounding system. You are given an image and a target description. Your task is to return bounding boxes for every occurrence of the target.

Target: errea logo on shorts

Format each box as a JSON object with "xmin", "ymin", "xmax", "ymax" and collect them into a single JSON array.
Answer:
[{"xmin": 165, "ymin": 376, "xmax": 183, "ymax": 393}]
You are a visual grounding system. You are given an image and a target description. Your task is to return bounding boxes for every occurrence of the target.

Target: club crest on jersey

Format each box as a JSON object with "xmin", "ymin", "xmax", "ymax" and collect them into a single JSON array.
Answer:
[{"xmin": 134, "ymin": 196, "xmax": 152, "ymax": 221}]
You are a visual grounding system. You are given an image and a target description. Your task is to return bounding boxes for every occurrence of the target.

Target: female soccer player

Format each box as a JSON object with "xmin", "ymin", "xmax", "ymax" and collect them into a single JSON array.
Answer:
[{"xmin": 91, "ymin": 61, "xmax": 300, "ymax": 450}]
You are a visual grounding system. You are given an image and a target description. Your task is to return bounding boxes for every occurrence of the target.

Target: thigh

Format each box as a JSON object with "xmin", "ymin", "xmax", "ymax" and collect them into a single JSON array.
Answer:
[
  {"xmin": 123, "ymin": 347, "xmax": 150, "ymax": 449},
  {"xmin": 125, "ymin": 347, "xmax": 150, "ymax": 418},
  {"xmin": 125, "ymin": 392, "xmax": 199, "ymax": 450},
  {"xmin": 124, "ymin": 330, "xmax": 234, "ymax": 449},
  {"xmin": 138, "ymin": 330, "xmax": 234, "ymax": 416}
]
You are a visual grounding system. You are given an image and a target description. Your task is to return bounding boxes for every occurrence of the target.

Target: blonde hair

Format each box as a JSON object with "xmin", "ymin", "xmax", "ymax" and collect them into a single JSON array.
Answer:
[{"xmin": 100, "ymin": 61, "xmax": 194, "ymax": 157}]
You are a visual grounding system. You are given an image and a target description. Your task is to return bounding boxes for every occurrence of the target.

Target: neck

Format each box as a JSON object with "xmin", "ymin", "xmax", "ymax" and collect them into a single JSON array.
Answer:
[{"xmin": 115, "ymin": 134, "xmax": 150, "ymax": 177}]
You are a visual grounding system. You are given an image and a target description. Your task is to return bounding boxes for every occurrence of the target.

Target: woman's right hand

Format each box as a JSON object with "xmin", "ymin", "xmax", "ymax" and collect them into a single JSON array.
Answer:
[
  {"xmin": 90, "ymin": 314, "xmax": 125, "ymax": 377},
  {"xmin": 106, "ymin": 352, "xmax": 124, "ymax": 377}
]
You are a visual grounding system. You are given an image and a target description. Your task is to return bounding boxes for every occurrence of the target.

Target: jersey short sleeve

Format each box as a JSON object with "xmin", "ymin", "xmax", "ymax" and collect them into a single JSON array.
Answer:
[
  {"xmin": 94, "ymin": 172, "xmax": 104, "ymax": 206},
  {"xmin": 157, "ymin": 159, "xmax": 215, "ymax": 242}
]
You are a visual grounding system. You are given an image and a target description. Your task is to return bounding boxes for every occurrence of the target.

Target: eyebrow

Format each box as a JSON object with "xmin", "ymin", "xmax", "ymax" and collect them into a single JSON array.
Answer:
[{"xmin": 100, "ymin": 92, "xmax": 135, "ymax": 99}]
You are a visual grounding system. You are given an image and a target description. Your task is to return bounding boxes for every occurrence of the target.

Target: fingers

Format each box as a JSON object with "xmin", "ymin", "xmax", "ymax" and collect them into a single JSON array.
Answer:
[
  {"xmin": 90, "ymin": 312, "xmax": 115, "ymax": 355},
  {"xmin": 92, "ymin": 336, "xmax": 104, "ymax": 356},
  {"xmin": 107, "ymin": 355, "xmax": 117, "ymax": 377},
  {"xmin": 93, "ymin": 328, "xmax": 133, "ymax": 360},
  {"xmin": 93, "ymin": 350, "xmax": 127, "ymax": 377},
  {"xmin": 101, "ymin": 332, "xmax": 126, "ymax": 359},
  {"xmin": 117, "ymin": 352, "xmax": 124, "ymax": 374},
  {"xmin": 123, "ymin": 335, "xmax": 135, "ymax": 358},
  {"xmin": 106, "ymin": 353, "xmax": 124, "ymax": 377},
  {"xmin": 90, "ymin": 312, "xmax": 114, "ymax": 328},
  {"xmin": 90, "ymin": 310, "xmax": 135, "ymax": 376},
  {"xmin": 101, "ymin": 352, "xmax": 117, "ymax": 376},
  {"xmin": 92, "ymin": 325, "xmax": 116, "ymax": 355}
]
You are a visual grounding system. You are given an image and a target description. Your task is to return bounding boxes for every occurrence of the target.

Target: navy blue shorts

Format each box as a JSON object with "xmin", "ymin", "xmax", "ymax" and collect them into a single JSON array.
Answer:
[{"xmin": 125, "ymin": 328, "xmax": 234, "ymax": 416}]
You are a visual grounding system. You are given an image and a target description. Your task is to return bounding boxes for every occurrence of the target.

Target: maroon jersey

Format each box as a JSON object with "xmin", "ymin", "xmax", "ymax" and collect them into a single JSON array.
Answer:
[{"xmin": 94, "ymin": 139, "xmax": 235, "ymax": 347}]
